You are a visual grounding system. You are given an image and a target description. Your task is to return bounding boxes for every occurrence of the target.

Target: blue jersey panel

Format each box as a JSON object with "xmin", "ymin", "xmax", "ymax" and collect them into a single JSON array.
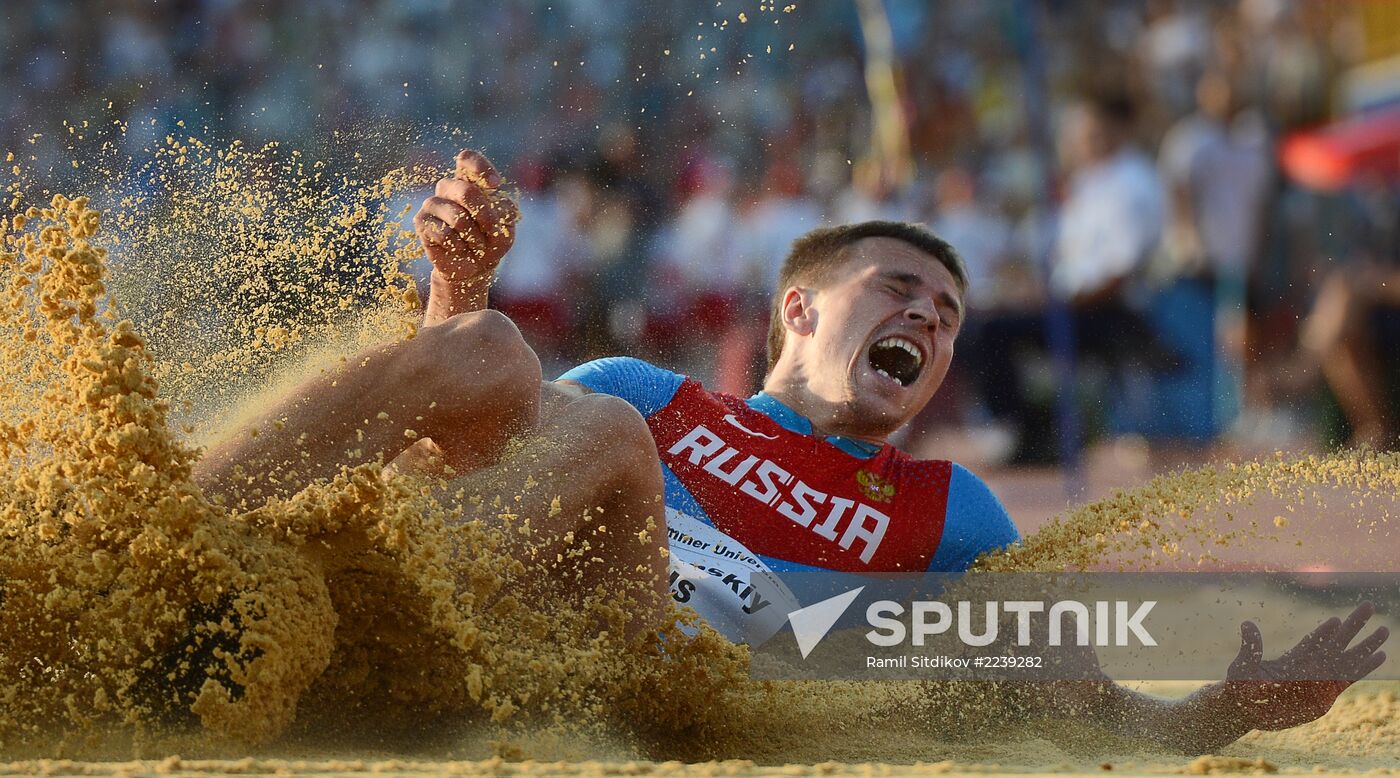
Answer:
[
  {"xmin": 926, "ymin": 464, "xmax": 1020, "ymax": 572},
  {"xmin": 556, "ymin": 357, "xmax": 685, "ymax": 418},
  {"xmin": 661, "ymin": 462, "xmax": 712, "ymax": 526}
]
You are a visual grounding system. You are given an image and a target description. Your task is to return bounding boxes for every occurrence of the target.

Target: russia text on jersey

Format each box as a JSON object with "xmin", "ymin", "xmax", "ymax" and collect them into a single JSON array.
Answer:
[{"xmin": 667, "ymin": 423, "xmax": 891, "ymax": 564}]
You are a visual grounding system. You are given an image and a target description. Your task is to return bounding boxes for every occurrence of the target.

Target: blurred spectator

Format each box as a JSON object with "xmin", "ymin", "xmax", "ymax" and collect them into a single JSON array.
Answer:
[
  {"xmin": 833, "ymin": 158, "xmax": 921, "ymax": 224},
  {"xmin": 1158, "ymin": 68, "xmax": 1273, "ymax": 434},
  {"xmin": 929, "ymin": 168, "xmax": 1013, "ymax": 310},
  {"xmin": 1299, "ymin": 173, "xmax": 1400, "ymax": 450},
  {"xmin": 573, "ymin": 124, "xmax": 660, "ymax": 361},
  {"xmin": 4, "ymin": 0, "xmax": 1392, "ymax": 458},
  {"xmin": 647, "ymin": 154, "xmax": 743, "ymax": 384},
  {"xmin": 1139, "ymin": 0, "xmax": 1214, "ymax": 116},
  {"xmin": 970, "ymin": 92, "xmax": 1178, "ymax": 463},
  {"xmin": 1053, "ymin": 94, "xmax": 1167, "ymax": 304},
  {"xmin": 727, "ymin": 157, "xmax": 826, "ymax": 393},
  {"xmin": 738, "ymin": 158, "xmax": 825, "ymax": 292},
  {"xmin": 493, "ymin": 159, "xmax": 588, "ymax": 368},
  {"xmin": 1301, "ymin": 266, "xmax": 1400, "ymax": 450},
  {"xmin": 1158, "ymin": 70, "xmax": 1271, "ymax": 283}
]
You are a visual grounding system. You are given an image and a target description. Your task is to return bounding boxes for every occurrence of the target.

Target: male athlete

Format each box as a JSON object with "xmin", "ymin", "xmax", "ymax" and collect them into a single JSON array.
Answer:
[{"xmin": 194, "ymin": 149, "xmax": 1386, "ymax": 754}]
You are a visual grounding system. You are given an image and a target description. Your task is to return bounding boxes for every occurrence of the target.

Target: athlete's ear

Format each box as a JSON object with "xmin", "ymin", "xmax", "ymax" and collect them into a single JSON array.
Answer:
[{"xmin": 780, "ymin": 287, "xmax": 816, "ymax": 337}]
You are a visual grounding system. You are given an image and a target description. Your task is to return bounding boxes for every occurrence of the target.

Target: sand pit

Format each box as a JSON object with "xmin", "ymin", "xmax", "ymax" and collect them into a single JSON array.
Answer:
[
  {"xmin": 0, "ymin": 139, "xmax": 1395, "ymax": 775},
  {"xmin": 0, "ymin": 681, "xmax": 1394, "ymax": 775}
]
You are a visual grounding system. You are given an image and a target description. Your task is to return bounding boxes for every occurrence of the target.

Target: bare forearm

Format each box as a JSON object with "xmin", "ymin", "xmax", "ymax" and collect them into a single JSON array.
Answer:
[
  {"xmin": 1067, "ymin": 681, "xmax": 1250, "ymax": 755},
  {"xmin": 415, "ymin": 149, "xmax": 518, "ymax": 326},
  {"xmin": 423, "ymin": 269, "xmax": 491, "ymax": 326}
]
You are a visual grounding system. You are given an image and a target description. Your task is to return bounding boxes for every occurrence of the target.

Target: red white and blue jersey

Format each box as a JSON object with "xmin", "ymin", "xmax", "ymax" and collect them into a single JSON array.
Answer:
[{"xmin": 557, "ymin": 357, "xmax": 1019, "ymax": 643}]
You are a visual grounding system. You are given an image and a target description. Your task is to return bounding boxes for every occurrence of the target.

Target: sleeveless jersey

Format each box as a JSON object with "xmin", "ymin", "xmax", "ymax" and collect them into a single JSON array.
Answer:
[
  {"xmin": 648, "ymin": 379, "xmax": 952, "ymax": 643},
  {"xmin": 556, "ymin": 356, "xmax": 1020, "ymax": 645}
]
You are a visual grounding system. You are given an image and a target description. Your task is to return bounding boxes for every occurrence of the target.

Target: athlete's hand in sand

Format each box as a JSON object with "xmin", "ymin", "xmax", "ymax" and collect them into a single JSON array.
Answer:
[
  {"xmin": 415, "ymin": 149, "xmax": 521, "ymax": 324},
  {"xmin": 1211, "ymin": 601, "xmax": 1388, "ymax": 732},
  {"xmin": 1055, "ymin": 601, "xmax": 1389, "ymax": 754}
]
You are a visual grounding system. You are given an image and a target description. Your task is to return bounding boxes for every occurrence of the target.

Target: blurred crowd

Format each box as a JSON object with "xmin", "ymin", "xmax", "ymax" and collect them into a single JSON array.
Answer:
[{"xmin": 4, "ymin": 0, "xmax": 1399, "ymax": 462}]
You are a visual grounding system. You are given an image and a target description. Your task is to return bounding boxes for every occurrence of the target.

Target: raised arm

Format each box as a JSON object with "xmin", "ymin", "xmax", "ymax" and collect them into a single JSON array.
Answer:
[
  {"xmin": 414, "ymin": 149, "xmax": 521, "ymax": 325},
  {"xmin": 194, "ymin": 151, "xmax": 526, "ymax": 502}
]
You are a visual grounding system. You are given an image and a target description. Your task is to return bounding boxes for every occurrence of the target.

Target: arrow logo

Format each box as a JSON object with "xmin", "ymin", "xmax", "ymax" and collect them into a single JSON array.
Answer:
[{"xmin": 787, "ymin": 586, "xmax": 865, "ymax": 659}]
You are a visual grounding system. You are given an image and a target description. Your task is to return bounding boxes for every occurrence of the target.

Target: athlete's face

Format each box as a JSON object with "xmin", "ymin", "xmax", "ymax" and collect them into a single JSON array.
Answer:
[{"xmin": 780, "ymin": 237, "xmax": 963, "ymax": 438}]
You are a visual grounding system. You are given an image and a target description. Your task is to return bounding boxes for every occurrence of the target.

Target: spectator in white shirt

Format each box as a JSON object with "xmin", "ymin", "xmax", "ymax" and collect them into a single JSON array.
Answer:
[
  {"xmin": 738, "ymin": 158, "xmax": 825, "ymax": 294},
  {"xmin": 646, "ymin": 155, "xmax": 744, "ymax": 382},
  {"xmin": 967, "ymin": 92, "xmax": 1181, "ymax": 464},
  {"xmin": 1158, "ymin": 69, "xmax": 1271, "ymax": 280},
  {"xmin": 1053, "ymin": 96, "xmax": 1166, "ymax": 302}
]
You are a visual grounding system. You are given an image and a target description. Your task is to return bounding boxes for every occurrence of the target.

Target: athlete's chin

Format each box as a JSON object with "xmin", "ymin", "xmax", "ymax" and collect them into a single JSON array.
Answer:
[
  {"xmin": 847, "ymin": 391, "xmax": 916, "ymax": 436},
  {"xmin": 846, "ymin": 407, "xmax": 910, "ymax": 440}
]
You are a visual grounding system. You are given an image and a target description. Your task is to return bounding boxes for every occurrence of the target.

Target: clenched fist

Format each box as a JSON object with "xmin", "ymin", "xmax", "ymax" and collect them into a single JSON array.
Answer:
[{"xmin": 414, "ymin": 149, "xmax": 521, "ymax": 290}]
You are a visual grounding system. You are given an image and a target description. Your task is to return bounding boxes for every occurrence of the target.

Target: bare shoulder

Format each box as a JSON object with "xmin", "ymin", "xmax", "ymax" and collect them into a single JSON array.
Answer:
[
  {"xmin": 539, "ymin": 379, "xmax": 595, "ymax": 424},
  {"xmin": 551, "ymin": 379, "xmax": 594, "ymax": 398}
]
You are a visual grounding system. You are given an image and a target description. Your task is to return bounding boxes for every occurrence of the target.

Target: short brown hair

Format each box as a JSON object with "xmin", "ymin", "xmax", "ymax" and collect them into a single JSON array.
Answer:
[{"xmin": 765, "ymin": 221, "xmax": 968, "ymax": 373}]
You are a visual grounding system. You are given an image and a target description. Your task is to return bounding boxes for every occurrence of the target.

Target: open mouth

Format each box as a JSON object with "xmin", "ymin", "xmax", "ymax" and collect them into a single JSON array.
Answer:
[{"xmin": 867, "ymin": 335, "xmax": 924, "ymax": 388}]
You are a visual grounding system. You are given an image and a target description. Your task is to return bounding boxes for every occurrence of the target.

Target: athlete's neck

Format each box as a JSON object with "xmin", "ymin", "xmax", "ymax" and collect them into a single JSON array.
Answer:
[{"xmin": 759, "ymin": 382, "xmax": 890, "ymax": 447}]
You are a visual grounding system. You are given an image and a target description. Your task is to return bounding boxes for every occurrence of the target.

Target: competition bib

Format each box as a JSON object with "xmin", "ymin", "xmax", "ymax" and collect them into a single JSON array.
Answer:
[{"xmin": 664, "ymin": 507, "xmax": 797, "ymax": 646}]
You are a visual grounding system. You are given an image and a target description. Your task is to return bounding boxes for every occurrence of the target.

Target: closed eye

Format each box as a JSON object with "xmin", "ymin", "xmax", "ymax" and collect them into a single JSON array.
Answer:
[{"xmin": 877, "ymin": 272, "xmax": 963, "ymax": 331}]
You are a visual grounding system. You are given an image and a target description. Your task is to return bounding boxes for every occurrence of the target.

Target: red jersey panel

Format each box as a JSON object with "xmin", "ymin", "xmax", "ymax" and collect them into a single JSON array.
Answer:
[{"xmin": 647, "ymin": 380, "xmax": 951, "ymax": 573}]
